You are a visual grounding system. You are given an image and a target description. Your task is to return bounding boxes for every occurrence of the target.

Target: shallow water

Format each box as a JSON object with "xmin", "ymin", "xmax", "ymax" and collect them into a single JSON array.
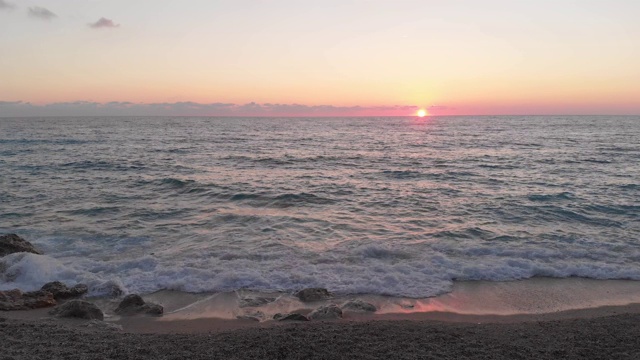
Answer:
[{"xmin": 1, "ymin": 116, "xmax": 639, "ymax": 297}]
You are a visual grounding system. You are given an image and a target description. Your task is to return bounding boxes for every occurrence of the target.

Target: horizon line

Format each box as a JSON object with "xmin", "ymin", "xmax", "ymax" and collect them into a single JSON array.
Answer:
[{"xmin": 2, "ymin": 114, "xmax": 639, "ymax": 119}]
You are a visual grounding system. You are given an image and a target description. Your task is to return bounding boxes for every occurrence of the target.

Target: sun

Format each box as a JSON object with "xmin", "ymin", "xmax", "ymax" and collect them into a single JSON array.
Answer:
[{"xmin": 417, "ymin": 109, "xmax": 427, "ymax": 117}]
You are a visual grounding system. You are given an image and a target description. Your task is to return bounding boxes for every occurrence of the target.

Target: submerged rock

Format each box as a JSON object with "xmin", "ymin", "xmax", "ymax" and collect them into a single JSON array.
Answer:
[
  {"xmin": 273, "ymin": 313, "xmax": 309, "ymax": 321},
  {"xmin": 239, "ymin": 296, "xmax": 277, "ymax": 308},
  {"xmin": 0, "ymin": 289, "xmax": 56, "ymax": 311},
  {"xmin": 294, "ymin": 288, "xmax": 333, "ymax": 302},
  {"xmin": 0, "ymin": 234, "xmax": 42, "ymax": 257},
  {"xmin": 308, "ymin": 305, "xmax": 343, "ymax": 320},
  {"xmin": 92, "ymin": 281, "xmax": 125, "ymax": 298},
  {"xmin": 341, "ymin": 299, "xmax": 377, "ymax": 313},
  {"xmin": 49, "ymin": 300, "xmax": 104, "ymax": 320},
  {"xmin": 41, "ymin": 281, "xmax": 88, "ymax": 300},
  {"xmin": 115, "ymin": 294, "xmax": 163, "ymax": 316}
]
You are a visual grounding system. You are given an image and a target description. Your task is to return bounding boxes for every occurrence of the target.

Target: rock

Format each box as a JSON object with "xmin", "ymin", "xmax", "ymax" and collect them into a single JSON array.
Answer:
[
  {"xmin": 273, "ymin": 313, "xmax": 309, "ymax": 321},
  {"xmin": 294, "ymin": 288, "xmax": 332, "ymax": 302},
  {"xmin": 0, "ymin": 234, "xmax": 41, "ymax": 257},
  {"xmin": 143, "ymin": 303, "xmax": 164, "ymax": 315},
  {"xmin": 93, "ymin": 281, "xmax": 124, "ymax": 298},
  {"xmin": 239, "ymin": 296, "xmax": 277, "ymax": 308},
  {"xmin": 22, "ymin": 290, "xmax": 57, "ymax": 309},
  {"xmin": 41, "ymin": 281, "xmax": 88, "ymax": 300},
  {"xmin": 0, "ymin": 289, "xmax": 56, "ymax": 311},
  {"xmin": 49, "ymin": 300, "xmax": 104, "ymax": 320},
  {"xmin": 341, "ymin": 299, "xmax": 377, "ymax": 313},
  {"xmin": 308, "ymin": 305, "xmax": 343, "ymax": 320},
  {"xmin": 114, "ymin": 294, "xmax": 163, "ymax": 316},
  {"xmin": 117, "ymin": 294, "xmax": 144, "ymax": 308}
]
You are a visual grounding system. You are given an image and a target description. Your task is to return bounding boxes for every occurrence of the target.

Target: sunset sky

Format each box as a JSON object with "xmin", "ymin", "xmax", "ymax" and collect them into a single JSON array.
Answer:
[{"xmin": 1, "ymin": 0, "xmax": 639, "ymax": 117}]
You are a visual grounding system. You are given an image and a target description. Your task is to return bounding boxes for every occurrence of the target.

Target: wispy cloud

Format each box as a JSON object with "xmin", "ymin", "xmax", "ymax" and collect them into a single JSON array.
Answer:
[
  {"xmin": 89, "ymin": 17, "xmax": 119, "ymax": 29},
  {"xmin": 0, "ymin": 0, "xmax": 15, "ymax": 10},
  {"xmin": 0, "ymin": 101, "xmax": 420, "ymax": 117},
  {"xmin": 28, "ymin": 6, "xmax": 56, "ymax": 20}
]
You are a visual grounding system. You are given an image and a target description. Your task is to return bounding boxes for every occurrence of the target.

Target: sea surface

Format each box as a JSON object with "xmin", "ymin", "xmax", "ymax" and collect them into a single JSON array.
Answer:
[{"xmin": 1, "ymin": 116, "xmax": 639, "ymax": 298}]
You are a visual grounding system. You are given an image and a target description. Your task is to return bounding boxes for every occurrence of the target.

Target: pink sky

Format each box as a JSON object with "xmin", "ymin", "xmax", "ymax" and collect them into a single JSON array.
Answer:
[{"xmin": 1, "ymin": 1, "xmax": 639, "ymax": 117}]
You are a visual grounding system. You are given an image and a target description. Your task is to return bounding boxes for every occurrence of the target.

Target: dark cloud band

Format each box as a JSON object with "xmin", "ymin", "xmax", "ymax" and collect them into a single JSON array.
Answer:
[
  {"xmin": 0, "ymin": 101, "xmax": 419, "ymax": 117},
  {"xmin": 28, "ymin": 6, "xmax": 56, "ymax": 20}
]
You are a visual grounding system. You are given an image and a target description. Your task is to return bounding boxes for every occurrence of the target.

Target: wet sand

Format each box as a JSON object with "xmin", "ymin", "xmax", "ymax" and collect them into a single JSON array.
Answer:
[{"xmin": 3, "ymin": 278, "xmax": 640, "ymax": 359}]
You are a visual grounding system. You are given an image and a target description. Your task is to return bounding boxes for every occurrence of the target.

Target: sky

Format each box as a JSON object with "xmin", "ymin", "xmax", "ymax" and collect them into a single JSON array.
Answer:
[{"xmin": 1, "ymin": 0, "xmax": 639, "ymax": 117}]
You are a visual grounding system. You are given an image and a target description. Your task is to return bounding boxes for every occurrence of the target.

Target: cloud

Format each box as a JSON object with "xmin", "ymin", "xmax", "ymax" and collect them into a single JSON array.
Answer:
[
  {"xmin": 0, "ymin": 101, "xmax": 420, "ymax": 117},
  {"xmin": 28, "ymin": 6, "xmax": 56, "ymax": 20},
  {"xmin": 89, "ymin": 17, "xmax": 119, "ymax": 29},
  {"xmin": 0, "ymin": 0, "xmax": 15, "ymax": 10}
]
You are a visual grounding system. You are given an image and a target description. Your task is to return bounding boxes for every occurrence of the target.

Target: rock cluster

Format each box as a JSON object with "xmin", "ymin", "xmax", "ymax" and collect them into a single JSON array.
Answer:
[
  {"xmin": 0, "ymin": 234, "xmax": 41, "ymax": 257},
  {"xmin": 41, "ymin": 281, "xmax": 89, "ymax": 300},
  {"xmin": 115, "ymin": 294, "xmax": 163, "ymax": 316},
  {"xmin": 0, "ymin": 235, "xmax": 91, "ymax": 312},
  {"xmin": 0, "ymin": 289, "xmax": 56, "ymax": 311},
  {"xmin": 49, "ymin": 300, "xmax": 104, "ymax": 320}
]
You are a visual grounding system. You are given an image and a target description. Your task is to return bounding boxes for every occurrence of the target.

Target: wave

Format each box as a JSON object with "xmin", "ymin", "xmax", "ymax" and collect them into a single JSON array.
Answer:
[
  {"xmin": 60, "ymin": 160, "xmax": 146, "ymax": 172},
  {"xmin": 59, "ymin": 207, "xmax": 122, "ymax": 217},
  {"xmin": 531, "ymin": 206, "xmax": 623, "ymax": 227},
  {"xmin": 229, "ymin": 192, "xmax": 336, "ymax": 208},
  {"xmin": 4, "ymin": 235, "xmax": 640, "ymax": 298},
  {"xmin": 527, "ymin": 192, "xmax": 575, "ymax": 202}
]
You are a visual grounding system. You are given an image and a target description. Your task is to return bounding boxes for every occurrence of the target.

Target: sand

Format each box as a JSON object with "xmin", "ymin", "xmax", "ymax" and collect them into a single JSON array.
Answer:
[
  {"xmin": 4, "ymin": 278, "xmax": 640, "ymax": 359},
  {"xmin": 2, "ymin": 307, "xmax": 640, "ymax": 359}
]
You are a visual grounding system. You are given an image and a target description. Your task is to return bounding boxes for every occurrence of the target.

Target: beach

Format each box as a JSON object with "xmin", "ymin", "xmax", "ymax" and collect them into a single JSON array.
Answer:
[
  {"xmin": 3, "ymin": 278, "xmax": 640, "ymax": 359},
  {"xmin": 3, "ymin": 304, "xmax": 640, "ymax": 359}
]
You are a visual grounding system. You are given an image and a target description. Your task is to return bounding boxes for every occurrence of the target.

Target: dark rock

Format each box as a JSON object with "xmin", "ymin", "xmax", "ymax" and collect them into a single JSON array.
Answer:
[
  {"xmin": 0, "ymin": 289, "xmax": 56, "ymax": 311},
  {"xmin": 22, "ymin": 290, "xmax": 57, "ymax": 309},
  {"xmin": 341, "ymin": 299, "xmax": 377, "ymax": 313},
  {"xmin": 273, "ymin": 313, "xmax": 310, "ymax": 321},
  {"xmin": 294, "ymin": 288, "xmax": 333, "ymax": 302},
  {"xmin": 41, "ymin": 281, "xmax": 88, "ymax": 300},
  {"xmin": 93, "ymin": 281, "xmax": 124, "ymax": 298},
  {"xmin": 308, "ymin": 305, "xmax": 343, "ymax": 320},
  {"xmin": 49, "ymin": 300, "xmax": 104, "ymax": 320},
  {"xmin": 0, "ymin": 234, "xmax": 41, "ymax": 257},
  {"xmin": 115, "ymin": 294, "xmax": 163, "ymax": 316},
  {"xmin": 143, "ymin": 303, "xmax": 164, "ymax": 316},
  {"xmin": 117, "ymin": 294, "xmax": 145, "ymax": 308},
  {"xmin": 239, "ymin": 296, "xmax": 277, "ymax": 308}
]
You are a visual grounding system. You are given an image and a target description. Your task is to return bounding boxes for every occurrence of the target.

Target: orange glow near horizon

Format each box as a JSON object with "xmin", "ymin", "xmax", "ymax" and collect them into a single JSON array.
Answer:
[
  {"xmin": 417, "ymin": 109, "xmax": 427, "ymax": 117},
  {"xmin": 1, "ymin": 1, "xmax": 639, "ymax": 117}
]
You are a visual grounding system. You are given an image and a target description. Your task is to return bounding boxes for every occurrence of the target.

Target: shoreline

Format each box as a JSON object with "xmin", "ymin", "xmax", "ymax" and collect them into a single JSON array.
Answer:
[
  {"xmin": 4, "ymin": 277, "xmax": 640, "ymax": 334},
  {"xmin": 4, "ymin": 277, "xmax": 640, "ymax": 358}
]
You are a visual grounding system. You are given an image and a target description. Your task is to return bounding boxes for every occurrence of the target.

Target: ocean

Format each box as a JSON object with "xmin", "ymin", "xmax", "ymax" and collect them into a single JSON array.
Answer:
[{"xmin": 1, "ymin": 116, "xmax": 639, "ymax": 298}]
